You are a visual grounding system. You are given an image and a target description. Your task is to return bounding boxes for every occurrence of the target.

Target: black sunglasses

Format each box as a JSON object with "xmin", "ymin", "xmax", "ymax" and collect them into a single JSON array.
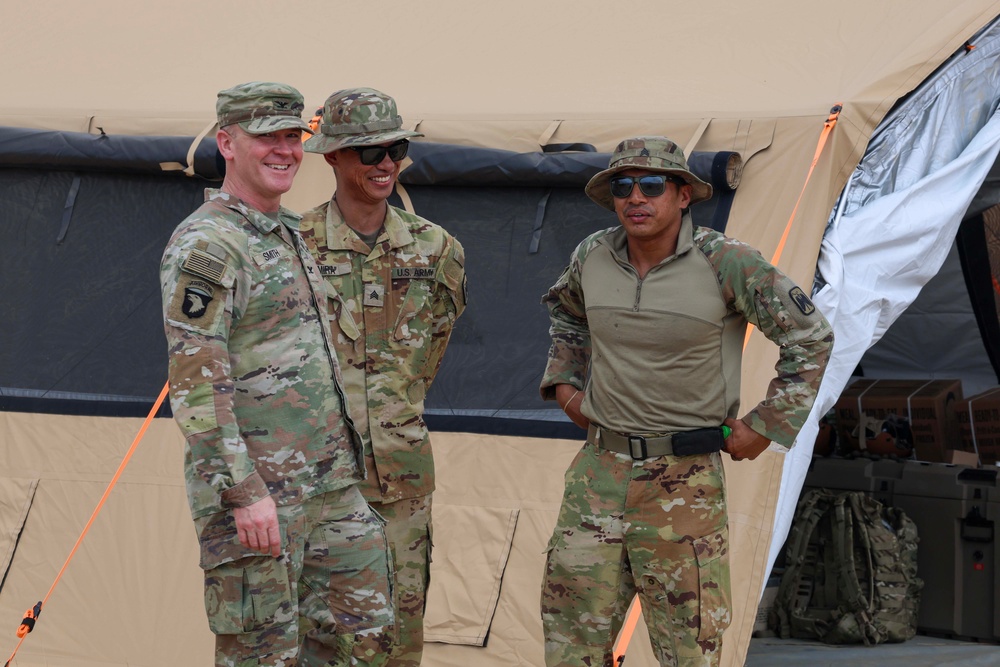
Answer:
[
  {"xmin": 348, "ymin": 139, "xmax": 410, "ymax": 166},
  {"xmin": 609, "ymin": 174, "xmax": 686, "ymax": 199}
]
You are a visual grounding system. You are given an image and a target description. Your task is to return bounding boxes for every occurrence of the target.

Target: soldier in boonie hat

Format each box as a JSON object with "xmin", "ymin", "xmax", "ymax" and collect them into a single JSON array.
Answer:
[
  {"xmin": 537, "ymin": 133, "xmax": 833, "ymax": 666},
  {"xmin": 303, "ymin": 87, "xmax": 423, "ymax": 154},
  {"xmin": 585, "ymin": 136, "xmax": 713, "ymax": 211},
  {"xmin": 297, "ymin": 85, "xmax": 464, "ymax": 667},
  {"xmin": 216, "ymin": 81, "xmax": 312, "ymax": 135}
]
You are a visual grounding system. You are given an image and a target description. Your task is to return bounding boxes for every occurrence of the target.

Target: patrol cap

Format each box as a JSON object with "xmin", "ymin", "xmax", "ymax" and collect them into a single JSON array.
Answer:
[
  {"xmin": 216, "ymin": 81, "xmax": 312, "ymax": 135},
  {"xmin": 303, "ymin": 87, "xmax": 423, "ymax": 154},
  {"xmin": 585, "ymin": 136, "xmax": 713, "ymax": 211}
]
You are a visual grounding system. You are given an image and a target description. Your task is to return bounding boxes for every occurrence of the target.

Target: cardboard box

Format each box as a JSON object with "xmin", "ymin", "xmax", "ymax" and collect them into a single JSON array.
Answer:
[
  {"xmin": 955, "ymin": 387, "xmax": 1000, "ymax": 465},
  {"xmin": 945, "ymin": 448, "xmax": 981, "ymax": 467},
  {"xmin": 834, "ymin": 379, "xmax": 964, "ymax": 462}
]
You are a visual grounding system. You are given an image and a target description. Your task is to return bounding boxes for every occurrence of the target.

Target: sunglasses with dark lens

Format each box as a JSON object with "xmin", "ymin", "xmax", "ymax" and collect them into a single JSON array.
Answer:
[
  {"xmin": 348, "ymin": 139, "xmax": 410, "ymax": 165},
  {"xmin": 609, "ymin": 174, "xmax": 685, "ymax": 199}
]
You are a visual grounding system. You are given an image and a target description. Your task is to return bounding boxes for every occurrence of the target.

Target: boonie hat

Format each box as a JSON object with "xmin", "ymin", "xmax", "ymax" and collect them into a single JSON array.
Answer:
[
  {"xmin": 585, "ymin": 136, "xmax": 713, "ymax": 211},
  {"xmin": 216, "ymin": 81, "xmax": 312, "ymax": 135},
  {"xmin": 303, "ymin": 87, "xmax": 423, "ymax": 154}
]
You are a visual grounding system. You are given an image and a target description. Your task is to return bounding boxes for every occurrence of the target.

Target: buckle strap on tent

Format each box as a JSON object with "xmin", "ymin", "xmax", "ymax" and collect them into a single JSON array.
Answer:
[
  {"xmin": 3, "ymin": 382, "xmax": 170, "ymax": 667},
  {"xmin": 394, "ymin": 156, "xmax": 417, "ymax": 215},
  {"xmin": 613, "ymin": 105, "xmax": 843, "ymax": 664},
  {"xmin": 683, "ymin": 118, "xmax": 711, "ymax": 157},
  {"xmin": 57, "ymin": 175, "xmax": 82, "ymax": 245},
  {"xmin": 159, "ymin": 119, "xmax": 218, "ymax": 177},
  {"xmin": 538, "ymin": 120, "xmax": 563, "ymax": 149}
]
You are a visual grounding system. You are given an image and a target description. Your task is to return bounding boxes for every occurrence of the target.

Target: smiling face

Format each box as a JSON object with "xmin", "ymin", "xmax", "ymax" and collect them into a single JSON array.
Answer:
[
  {"xmin": 325, "ymin": 141, "xmax": 401, "ymax": 207},
  {"xmin": 612, "ymin": 168, "xmax": 692, "ymax": 244},
  {"xmin": 217, "ymin": 125, "xmax": 303, "ymax": 212}
]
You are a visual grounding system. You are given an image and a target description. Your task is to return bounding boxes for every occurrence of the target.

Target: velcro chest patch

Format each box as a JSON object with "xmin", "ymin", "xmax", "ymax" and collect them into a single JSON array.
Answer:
[
  {"xmin": 392, "ymin": 266, "xmax": 436, "ymax": 280},
  {"xmin": 319, "ymin": 262, "xmax": 352, "ymax": 276},
  {"xmin": 252, "ymin": 247, "xmax": 290, "ymax": 266}
]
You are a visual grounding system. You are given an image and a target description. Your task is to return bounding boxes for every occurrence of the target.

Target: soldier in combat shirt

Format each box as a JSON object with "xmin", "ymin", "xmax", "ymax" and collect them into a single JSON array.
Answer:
[
  {"xmin": 160, "ymin": 81, "xmax": 394, "ymax": 667},
  {"xmin": 539, "ymin": 137, "xmax": 833, "ymax": 667},
  {"xmin": 298, "ymin": 88, "xmax": 466, "ymax": 667}
]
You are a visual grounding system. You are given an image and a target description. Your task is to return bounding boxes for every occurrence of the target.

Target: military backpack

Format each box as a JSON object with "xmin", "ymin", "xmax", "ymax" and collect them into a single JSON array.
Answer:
[{"xmin": 769, "ymin": 488, "xmax": 923, "ymax": 644}]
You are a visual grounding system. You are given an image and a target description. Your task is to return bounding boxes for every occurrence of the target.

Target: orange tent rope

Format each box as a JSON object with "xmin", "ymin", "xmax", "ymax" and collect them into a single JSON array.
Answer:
[
  {"xmin": 743, "ymin": 103, "xmax": 841, "ymax": 351},
  {"xmin": 613, "ymin": 104, "xmax": 842, "ymax": 665},
  {"xmin": 5, "ymin": 381, "xmax": 170, "ymax": 667}
]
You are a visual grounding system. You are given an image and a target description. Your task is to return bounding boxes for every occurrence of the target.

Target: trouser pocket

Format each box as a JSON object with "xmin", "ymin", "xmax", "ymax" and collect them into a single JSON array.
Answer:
[
  {"xmin": 203, "ymin": 554, "xmax": 293, "ymax": 635},
  {"xmin": 692, "ymin": 526, "xmax": 732, "ymax": 641}
]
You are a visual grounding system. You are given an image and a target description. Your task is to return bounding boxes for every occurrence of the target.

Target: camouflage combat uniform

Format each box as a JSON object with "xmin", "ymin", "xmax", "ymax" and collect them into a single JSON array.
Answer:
[
  {"xmin": 539, "ymin": 215, "xmax": 833, "ymax": 667},
  {"xmin": 299, "ymin": 198, "xmax": 466, "ymax": 667},
  {"xmin": 161, "ymin": 189, "xmax": 394, "ymax": 667}
]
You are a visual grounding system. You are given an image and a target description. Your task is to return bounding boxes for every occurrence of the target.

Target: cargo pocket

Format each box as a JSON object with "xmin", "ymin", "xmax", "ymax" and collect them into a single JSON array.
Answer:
[
  {"xmin": 693, "ymin": 527, "xmax": 732, "ymax": 641},
  {"xmin": 196, "ymin": 510, "xmax": 292, "ymax": 636},
  {"xmin": 202, "ymin": 555, "xmax": 293, "ymax": 635}
]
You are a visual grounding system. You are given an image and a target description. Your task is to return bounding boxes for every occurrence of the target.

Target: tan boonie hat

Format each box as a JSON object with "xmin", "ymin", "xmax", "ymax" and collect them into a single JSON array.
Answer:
[
  {"xmin": 303, "ymin": 87, "xmax": 423, "ymax": 154},
  {"xmin": 216, "ymin": 81, "xmax": 312, "ymax": 135},
  {"xmin": 585, "ymin": 136, "xmax": 713, "ymax": 211}
]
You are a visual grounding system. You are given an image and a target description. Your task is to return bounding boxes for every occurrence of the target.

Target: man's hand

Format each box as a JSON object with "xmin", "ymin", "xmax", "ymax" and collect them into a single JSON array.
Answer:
[
  {"xmin": 723, "ymin": 417, "xmax": 771, "ymax": 461},
  {"xmin": 555, "ymin": 383, "xmax": 590, "ymax": 430},
  {"xmin": 233, "ymin": 495, "xmax": 281, "ymax": 558}
]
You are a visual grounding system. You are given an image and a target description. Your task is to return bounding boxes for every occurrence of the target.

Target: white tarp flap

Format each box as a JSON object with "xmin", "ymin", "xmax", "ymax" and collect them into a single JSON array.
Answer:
[
  {"xmin": 764, "ymin": 19, "xmax": 1000, "ymax": 580},
  {"xmin": 767, "ymin": 111, "xmax": 1000, "ymax": 579}
]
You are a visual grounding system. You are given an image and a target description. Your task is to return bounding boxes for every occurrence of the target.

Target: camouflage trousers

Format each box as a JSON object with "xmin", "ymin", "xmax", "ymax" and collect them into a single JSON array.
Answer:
[
  {"xmin": 365, "ymin": 495, "xmax": 433, "ymax": 667},
  {"xmin": 541, "ymin": 442, "xmax": 732, "ymax": 667},
  {"xmin": 196, "ymin": 485, "xmax": 395, "ymax": 667}
]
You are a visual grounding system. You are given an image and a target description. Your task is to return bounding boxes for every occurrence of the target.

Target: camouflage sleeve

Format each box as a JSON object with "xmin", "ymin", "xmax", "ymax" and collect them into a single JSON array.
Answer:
[
  {"xmin": 160, "ymin": 224, "xmax": 270, "ymax": 511},
  {"xmin": 425, "ymin": 234, "xmax": 467, "ymax": 392},
  {"xmin": 539, "ymin": 240, "xmax": 593, "ymax": 401},
  {"xmin": 714, "ymin": 234, "xmax": 834, "ymax": 447}
]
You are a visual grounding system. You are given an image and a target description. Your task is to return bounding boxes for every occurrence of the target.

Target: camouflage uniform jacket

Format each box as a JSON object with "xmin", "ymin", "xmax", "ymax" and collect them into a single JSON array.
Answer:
[
  {"xmin": 299, "ymin": 199, "xmax": 466, "ymax": 503},
  {"xmin": 161, "ymin": 189, "xmax": 364, "ymax": 520},
  {"xmin": 540, "ymin": 215, "xmax": 833, "ymax": 447}
]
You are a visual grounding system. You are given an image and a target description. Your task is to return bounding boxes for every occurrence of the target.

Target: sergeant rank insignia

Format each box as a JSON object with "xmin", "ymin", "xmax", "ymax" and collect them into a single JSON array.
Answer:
[{"xmin": 363, "ymin": 283, "xmax": 385, "ymax": 307}]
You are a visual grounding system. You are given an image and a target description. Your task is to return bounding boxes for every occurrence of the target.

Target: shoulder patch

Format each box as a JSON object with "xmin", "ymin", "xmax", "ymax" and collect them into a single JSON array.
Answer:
[
  {"xmin": 789, "ymin": 286, "xmax": 816, "ymax": 315},
  {"xmin": 182, "ymin": 248, "xmax": 228, "ymax": 284},
  {"xmin": 167, "ymin": 273, "xmax": 227, "ymax": 335}
]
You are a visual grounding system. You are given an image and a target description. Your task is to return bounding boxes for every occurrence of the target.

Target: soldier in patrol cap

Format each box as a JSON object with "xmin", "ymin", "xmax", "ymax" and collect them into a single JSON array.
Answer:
[
  {"xmin": 538, "ymin": 137, "xmax": 833, "ymax": 666},
  {"xmin": 299, "ymin": 87, "xmax": 467, "ymax": 667},
  {"xmin": 160, "ymin": 81, "xmax": 394, "ymax": 667}
]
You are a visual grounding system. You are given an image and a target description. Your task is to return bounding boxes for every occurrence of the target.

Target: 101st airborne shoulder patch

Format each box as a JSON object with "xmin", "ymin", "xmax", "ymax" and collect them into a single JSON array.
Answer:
[
  {"xmin": 182, "ymin": 279, "xmax": 216, "ymax": 318},
  {"xmin": 167, "ymin": 246, "xmax": 231, "ymax": 334},
  {"xmin": 788, "ymin": 286, "xmax": 816, "ymax": 315}
]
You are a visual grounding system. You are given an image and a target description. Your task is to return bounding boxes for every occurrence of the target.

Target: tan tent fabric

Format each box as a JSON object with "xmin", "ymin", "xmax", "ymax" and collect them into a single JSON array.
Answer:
[
  {"xmin": 424, "ymin": 505, "xmax": 520, "ymax": 645},
  {"xmin": 0, "ymin": 477, "xmax": 37, "ymax": 582},
  {"xmin": 3, "ymin": 2, "xmax": 1000, "ymax": 665}
]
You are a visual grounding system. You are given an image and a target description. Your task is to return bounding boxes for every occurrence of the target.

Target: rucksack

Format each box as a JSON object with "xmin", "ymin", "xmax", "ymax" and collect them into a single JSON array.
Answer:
[{"xmin": 769, "ymin": 488, "xmax": 923, "ymax": 645}]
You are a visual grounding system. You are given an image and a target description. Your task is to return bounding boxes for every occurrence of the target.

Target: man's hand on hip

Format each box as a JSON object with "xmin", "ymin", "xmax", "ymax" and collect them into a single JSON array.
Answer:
[
  {"xmin": 723, "ymin": 417, "xmax": 771, "ymax": 461},
  {"xmin": 233, "ymin": 495, "xmax": 281, "ymax": 557}
]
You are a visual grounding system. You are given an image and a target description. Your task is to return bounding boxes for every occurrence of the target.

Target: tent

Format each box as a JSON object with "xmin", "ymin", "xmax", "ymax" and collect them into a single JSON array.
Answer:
[{"xmin": 3, "ymin": 1, "xmax": 1000, "ymax": 665}]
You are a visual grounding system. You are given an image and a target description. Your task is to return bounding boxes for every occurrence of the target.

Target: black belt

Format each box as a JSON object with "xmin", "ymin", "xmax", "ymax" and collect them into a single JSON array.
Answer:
[{"xmin": 589, "ymin": 424, "xmax": 726, "ymax": 460}]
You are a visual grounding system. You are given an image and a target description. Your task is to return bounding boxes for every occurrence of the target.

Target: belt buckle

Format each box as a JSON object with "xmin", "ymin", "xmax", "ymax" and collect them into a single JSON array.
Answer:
[{"xmin": 627, "ymin": 435, "xmax": 648, "ymax": 460}]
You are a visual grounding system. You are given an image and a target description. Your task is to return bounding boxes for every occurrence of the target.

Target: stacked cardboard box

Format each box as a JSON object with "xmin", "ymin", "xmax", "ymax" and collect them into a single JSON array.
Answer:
[
  {"xmin": 833, "ymin": 378, "xmax": 965, "ymax": 462},
  {"xmin": 955, "ymin": 387, "xmax": 1000, "ymax": 465}
]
